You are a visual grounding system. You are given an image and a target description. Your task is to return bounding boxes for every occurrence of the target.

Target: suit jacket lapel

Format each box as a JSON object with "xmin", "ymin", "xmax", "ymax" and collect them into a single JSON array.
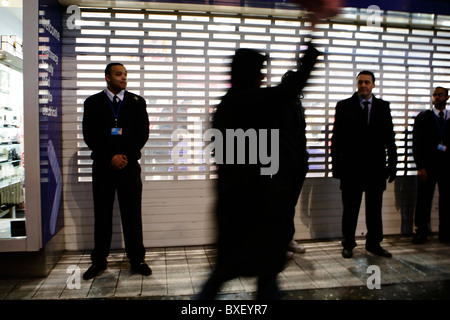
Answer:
[
  {"xmin": 350, "ymin": 92, "xmax": 365, "ymax": 125},
  {"xmin": 369, "ymin": 95, "xmax": 377, "ymax": 125},
  {"xmin": 351, "ymin": 92, "xmax": 362, "ymax": 113},
  {"xmin": 123, "ymin": 90, "xmax": 130, "ymax": 105}
]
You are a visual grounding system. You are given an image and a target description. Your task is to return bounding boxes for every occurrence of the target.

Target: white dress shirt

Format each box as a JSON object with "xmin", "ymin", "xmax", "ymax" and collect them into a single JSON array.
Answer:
[{"xmin": 105, "ymin": 89, "xmax": 125, "ymax": 102}]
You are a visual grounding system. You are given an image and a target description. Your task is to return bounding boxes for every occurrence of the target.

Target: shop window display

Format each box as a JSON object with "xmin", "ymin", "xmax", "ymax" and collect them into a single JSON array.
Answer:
[{"xmin": 0, "ymin": 34, "xmax": 24, "ymax": 238}]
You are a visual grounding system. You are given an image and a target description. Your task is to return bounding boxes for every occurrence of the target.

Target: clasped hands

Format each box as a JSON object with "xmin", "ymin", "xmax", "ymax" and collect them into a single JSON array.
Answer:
[{"xmin": 111, "ymin": 154, "xmax": 128, "ymax": 170}]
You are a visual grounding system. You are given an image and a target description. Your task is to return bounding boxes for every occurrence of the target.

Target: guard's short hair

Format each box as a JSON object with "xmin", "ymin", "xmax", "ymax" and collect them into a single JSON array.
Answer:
[
  {"xmin": 435, "ymin": 86, "xmax": 449, "ymax": 96},
  {"xmin": 105, "ymin": 63, "xmax": 125, "ymax": 76},
  {"xmin": 357, "ymin": 70, "xmax": 375, "ymax": 83}
]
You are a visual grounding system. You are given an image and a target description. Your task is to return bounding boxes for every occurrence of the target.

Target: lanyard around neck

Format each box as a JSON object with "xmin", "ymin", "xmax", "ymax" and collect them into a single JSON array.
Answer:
[
  {"xmin": 433, "ymin": 109, "xmax": 447, "ymax": 140},
  {"xmin": 106, "ymin": 95, "xmax": 123, "ymax": 127}
]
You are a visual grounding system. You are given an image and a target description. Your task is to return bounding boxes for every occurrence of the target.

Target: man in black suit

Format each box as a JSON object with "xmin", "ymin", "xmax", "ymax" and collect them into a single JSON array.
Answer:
[
  {"xmin": 331, "ymin": 70, "xmax": 397, "ymax": 259},
  {"xmin": 412, "ymin": 87, "xmax": 450, "ymax": 244},
  {"xmin": 82, "ymin": 63, "xmax": 151, "ymax": 279}
]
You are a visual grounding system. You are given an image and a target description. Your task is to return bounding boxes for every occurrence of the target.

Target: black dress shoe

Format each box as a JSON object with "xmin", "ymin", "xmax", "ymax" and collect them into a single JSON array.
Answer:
[
  {"xmin": 131, "ymin": 262, "xmax": 152, "ymax": 276},
  {"xmin": 342, "ymin": 248, "xmax": 353, "ymax": 258},
  {"xmin": 83, "ymin": 264, "xmax": 106, "ymax": 280},
  {"xmin": 412, "ymin": 234, "xmax": 428, "ymax": 244},
  {"xmin": 366, "ymin": 246, "xmax": 392, "ymax": 258}
]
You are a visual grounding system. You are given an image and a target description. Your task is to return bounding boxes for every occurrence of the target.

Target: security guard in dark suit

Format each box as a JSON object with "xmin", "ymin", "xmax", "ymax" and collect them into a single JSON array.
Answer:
[
  {"xmin": 331, "ymin": 71, "xmax": 397, "ymax": 259},
  {"xmin": 82, "ymin": 63, "xmax": 151, "ymax": 279},
  {"xmin": 412, "ymin": 87, "xmax": 450, "ymax": 244}
]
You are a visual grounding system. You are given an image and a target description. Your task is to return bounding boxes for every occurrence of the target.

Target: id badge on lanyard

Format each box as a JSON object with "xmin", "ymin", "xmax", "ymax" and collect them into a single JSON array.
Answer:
[{"xmin": 111, "ymin": 127, "xmax": 122, "ymax": 136}]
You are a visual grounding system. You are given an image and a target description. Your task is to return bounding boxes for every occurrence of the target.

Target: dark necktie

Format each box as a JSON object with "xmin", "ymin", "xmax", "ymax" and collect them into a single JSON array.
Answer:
[
  {"xmin": 112, "ymin": 95, "xmax": 120, "ymax": 114},
  {"xmin": 362, "ymin": 101, "xmax": 370, "ymax": 126},
  {"xmin": 439, "ymin": 111, "xmax": 445, "ymax": 130}
]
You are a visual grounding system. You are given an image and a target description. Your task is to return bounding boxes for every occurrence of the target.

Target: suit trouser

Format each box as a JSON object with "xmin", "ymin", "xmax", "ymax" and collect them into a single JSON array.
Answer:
[
  {"xmin": 341, "ymin": 187, "xmax": 384, "ymax": 249},
  {"xmin": 91, "ymin": 160, "xmax": 146, "ymax": 265},
  {"xmin": 414, "ymin": 171, "xmax": 450, "ymax": 240}
]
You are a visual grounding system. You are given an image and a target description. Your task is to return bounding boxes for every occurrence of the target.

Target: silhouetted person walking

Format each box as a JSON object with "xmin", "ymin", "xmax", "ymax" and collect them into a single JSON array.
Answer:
[{"xmin": 198, "ymin": 39, "xmax": 321, "ymax": 302}]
